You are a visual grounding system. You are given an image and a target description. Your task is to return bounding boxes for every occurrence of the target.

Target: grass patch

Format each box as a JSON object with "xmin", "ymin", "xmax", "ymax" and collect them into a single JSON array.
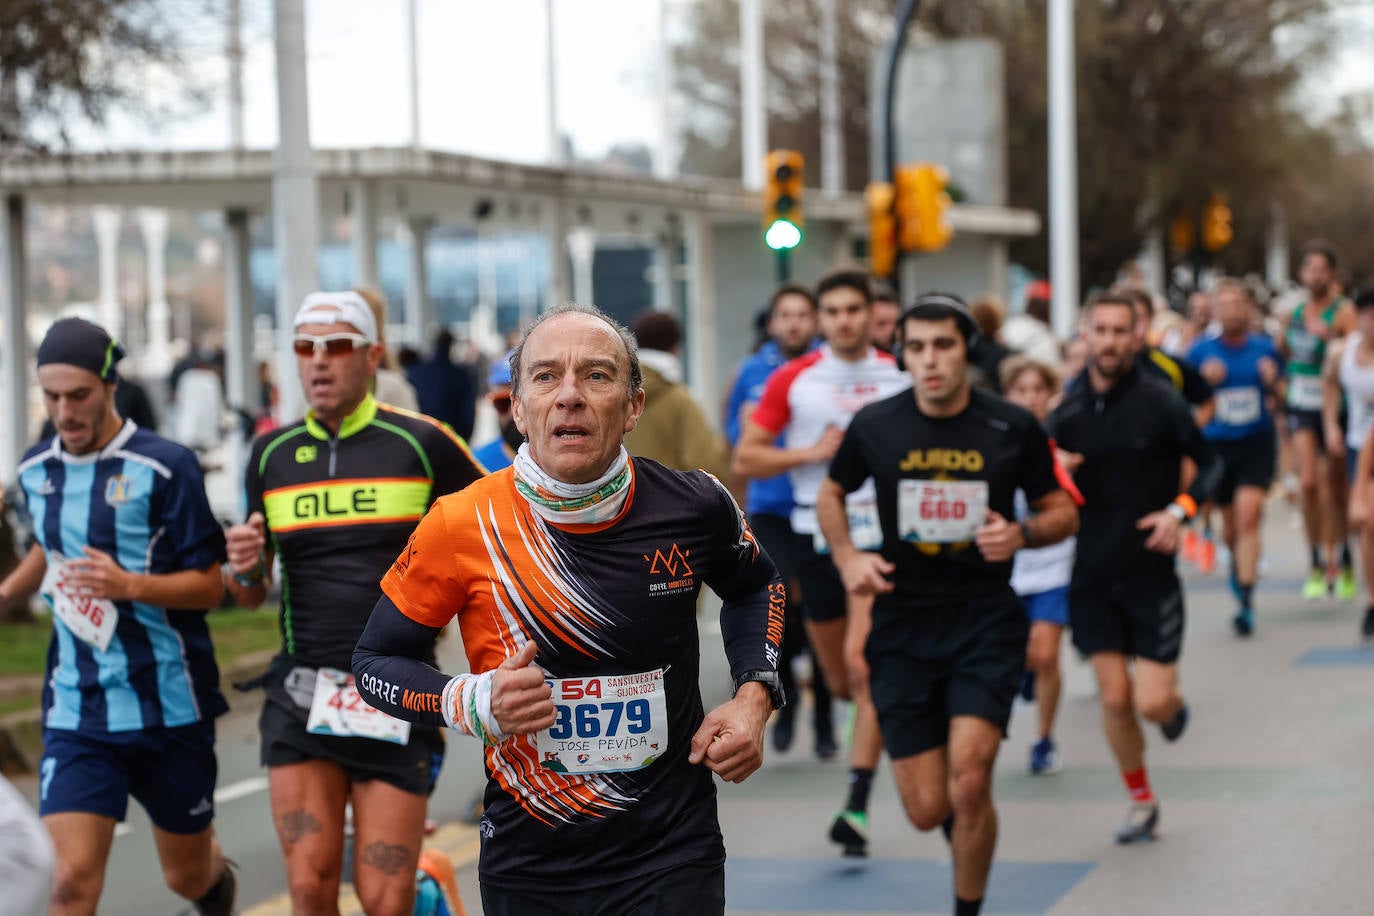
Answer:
[{"xmin": 0, "ymin": 607, "xmax": 281, "ymax": 715}]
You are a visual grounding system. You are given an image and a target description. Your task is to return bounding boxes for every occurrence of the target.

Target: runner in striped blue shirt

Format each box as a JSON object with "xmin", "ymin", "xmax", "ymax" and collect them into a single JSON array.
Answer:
[{"xmin": 0, "ymin": 317, "xmax": 236, "ymax": 916}]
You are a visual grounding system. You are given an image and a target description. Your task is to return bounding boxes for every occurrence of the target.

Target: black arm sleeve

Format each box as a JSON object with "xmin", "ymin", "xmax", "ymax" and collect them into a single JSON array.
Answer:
[
  {"xmin": 1180, "ymin": 360, "xmax": 1214, "ymax": 406},
  {"xmin": 701, "ymin": 475, "xmax": 785, "ymax": 680},
  {"xmin": 352, "ymin": 594, "xmax": 453, "ymax": 729},
  {"xmin": 827, "ymin": 422, "xmax": 872, "ymax": 494},
  {"xmin": 1171, "ymin": 397, "xmax": 1224, "ymax": 506},
  {"xmin": 427, "ymin": 425, "xmax": 487, "ymax": 499}
]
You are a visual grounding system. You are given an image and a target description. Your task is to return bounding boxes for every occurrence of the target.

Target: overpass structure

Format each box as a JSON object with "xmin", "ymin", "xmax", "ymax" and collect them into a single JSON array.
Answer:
[{"xmin": 0, "ymin": 145, "xmax": 1038, "ymax": 485}]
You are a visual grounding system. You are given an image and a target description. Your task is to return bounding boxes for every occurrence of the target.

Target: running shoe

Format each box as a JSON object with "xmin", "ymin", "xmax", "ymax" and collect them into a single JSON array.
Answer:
[
  {"xmin": 181, "ymin": 859, "xmax": 238, "ymax": 916},
  {"xmin": 1196, "ymin": 537, "xmax": 1217, "ymax": 574},
  {"xmin": 815, "ymin": 734, "xmax": 839, "ymax": 761},
  {"xmin": 1362, "ymin": 607, "xmax": 1374, "ymax": 639},
  {"xmin": 1027, "ymin": 737, "xmax": 1061, "ymax": 775},
  {"xmin": 1336, "ymin": 566, "xmax": 1358, "ymax": 602},
  {"xmin": 1113, "ymin": 803, "xmax": 1159, "ymax": 845},
  {"xmin": 828, "ymin": 810, "xmax": 869, "ymax": 857},
  {"xmin": 1302, "ymin": 569, "xmax": 1328, "ymax": 601},
  {"xmin": 1232, "ymin": 606, "xmax": 1254, "ymax": 637},
  {"xmin": 1161, "ymin": 702, "xmax": 1190, "ymax": 742},
  {"xmin": 1018, "ymin": 670, "xmax": 1036, "ymax": 702}
]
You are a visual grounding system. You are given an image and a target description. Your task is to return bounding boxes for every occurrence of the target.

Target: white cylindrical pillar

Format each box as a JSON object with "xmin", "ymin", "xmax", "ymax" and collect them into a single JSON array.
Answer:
[
  {"xmin": 350, "ymin": 179, "xmax": 378, "ymax": 289},
  {"xmin": 819, "ymin": 0, "xmax": 844, "ymax": 196},
  {"xmin": 404, "ymin": 216, "xmax": 434, "ymax": 346},
  {"xmin": 2, "ymin": 194, "xmax": 29, "ymax": 482},
  {"xmin": 683, "ymin": 211, "xmax": 718, "ymax": 406},
  {"xmin": 1048, "ymin": 0, "xmax": 1080, "ymax": 340},
  {"xmin": 567, "ymin": 227, "xmax": 597, "ymax": 306},
  {"xmin": 137, "ymin": 208, "xmax": 173, "ymax": 378},
  {"xmin": 92, "ymin": 207, "xmax": 122, "ymax": 341},
  {"xmin": 739, "ymin": 0, "xmax": 766, "ymax": 190}
]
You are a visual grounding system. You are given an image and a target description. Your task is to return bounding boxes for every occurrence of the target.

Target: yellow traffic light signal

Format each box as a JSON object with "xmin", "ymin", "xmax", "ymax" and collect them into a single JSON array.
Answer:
[
  {"xmin": 764, "ymin": 150, "xmax": 804, "ymax": 251},
  {"xmin": 866, "ymin": 182, "xmax": 897, "ymax": 279},
  {"xmin": 1202, "ymin": 195, "xmax": 1233, "ymax": 252},
  {"xmin": 895, "ymin": 162, "xmax": 953, "ymax": 253}
]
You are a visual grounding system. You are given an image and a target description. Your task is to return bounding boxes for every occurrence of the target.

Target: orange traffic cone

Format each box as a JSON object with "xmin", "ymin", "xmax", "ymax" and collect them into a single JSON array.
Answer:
[{"xmin": 1197, "ymin": 537, "xmax": 1217, "ymax": 574}]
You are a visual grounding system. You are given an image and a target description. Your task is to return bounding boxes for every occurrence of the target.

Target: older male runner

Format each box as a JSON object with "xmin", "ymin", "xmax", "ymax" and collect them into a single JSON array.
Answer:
[{"xmin": 352, "ymin": 303, "xmax": 785, "ymax": 916}]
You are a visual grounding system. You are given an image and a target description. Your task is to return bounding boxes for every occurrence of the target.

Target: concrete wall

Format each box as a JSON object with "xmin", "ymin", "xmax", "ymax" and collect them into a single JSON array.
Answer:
[
  {"xmin": 703, "ymin": 219, "xmax": 854, "ymax": 411},
  {"xmin": 899, "ymin": 235, "xmax": 1009, "ymax": 305}
]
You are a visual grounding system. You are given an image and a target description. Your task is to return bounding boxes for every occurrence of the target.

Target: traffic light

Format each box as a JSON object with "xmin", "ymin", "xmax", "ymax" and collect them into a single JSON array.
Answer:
[
  {"xmin": 895, "ymin": 162, "xmax": 953, "ymax": 253},
  {"xmin": 1169, "ymin": 212, "xmax": 1196, "ymax": 254},
  {"xmin": 866, "ymin": 182, "xmax": 897, "ymax": 278},
  {"xmin": 1202, "ymin": 195, "xmax": 1233, "ymax": 252},
  {"xmin": 763, "ymin": 149, "xmax": 804, "ymax": 251}
]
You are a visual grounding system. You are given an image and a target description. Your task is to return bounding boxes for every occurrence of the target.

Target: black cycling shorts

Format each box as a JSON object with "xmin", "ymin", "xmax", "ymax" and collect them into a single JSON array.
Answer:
[
  {"xmin": 258, "ymin": 655, "xmax": 445, "ymax": 796},
  {"xmin": 1069, "ymin": 573, "xmax": 1185, "ymax": 664},
  {"xmin": 865, "ymin": 595, "xmax": 1028, "ymax": 759},
  {"xmin": 1212, "ymin": 434, "xmax": 1277, "ymax": 506},
  {"xmin": 480, "ymin": 859, "xmax": 725, "ymax": 916},
  {"xmin": 793, "ymin": 531, "xmax": 848, "ymax": 623}
]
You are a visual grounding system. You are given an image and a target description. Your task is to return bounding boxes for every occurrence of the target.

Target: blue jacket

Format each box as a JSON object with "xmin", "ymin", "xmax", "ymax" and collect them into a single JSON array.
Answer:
[{"xmin": 725, "ymin": 340, "xmax": 805, "ymax": 518}]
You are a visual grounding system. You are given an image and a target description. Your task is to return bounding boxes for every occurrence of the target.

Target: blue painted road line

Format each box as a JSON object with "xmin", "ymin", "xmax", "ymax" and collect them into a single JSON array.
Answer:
[
  {"xmin": 726, "ymin": 858, "xmax": 1095, "ymax": 914},
  {"xmin": 1294, "ymin": 645, "xmax": 1374, "ymax": 668}
]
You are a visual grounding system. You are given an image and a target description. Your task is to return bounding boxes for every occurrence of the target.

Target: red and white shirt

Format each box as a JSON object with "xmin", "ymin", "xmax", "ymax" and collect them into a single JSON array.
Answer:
[{"xmin": 751, "ymin": 345, "xmax": 911, "ymax": 534}]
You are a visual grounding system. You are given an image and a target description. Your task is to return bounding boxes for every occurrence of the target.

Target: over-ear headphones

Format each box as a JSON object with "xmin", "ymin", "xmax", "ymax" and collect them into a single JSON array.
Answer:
[{"xmin": 895, "ymin": 292, "xmax": 982, "ymax": 370}]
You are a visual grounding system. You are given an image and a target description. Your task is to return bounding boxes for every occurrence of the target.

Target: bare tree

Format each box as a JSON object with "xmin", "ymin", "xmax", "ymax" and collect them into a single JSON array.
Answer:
[{"xmin": 0, "ymin": 0, "xmax": 221, "ymax": 152}]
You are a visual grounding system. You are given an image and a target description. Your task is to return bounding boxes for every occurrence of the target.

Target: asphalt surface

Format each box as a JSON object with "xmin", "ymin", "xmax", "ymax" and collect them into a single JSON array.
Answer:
[{"xmin": 12, "ymin": 498, "xmax": 1374, "ymax": 914}]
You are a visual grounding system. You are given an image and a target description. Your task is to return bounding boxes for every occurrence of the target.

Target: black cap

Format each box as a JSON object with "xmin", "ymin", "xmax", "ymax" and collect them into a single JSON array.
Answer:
[
  {"xmin": 36, "ymin": 317, "xmax": 125, "ymax": 381},
  {"xmin": 900, "ymin": 292, "xmax": 980, "ymax": 345}
]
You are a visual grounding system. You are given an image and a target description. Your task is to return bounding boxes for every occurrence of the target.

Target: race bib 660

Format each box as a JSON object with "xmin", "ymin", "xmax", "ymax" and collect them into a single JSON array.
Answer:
[{"xmin": 536, "ymin": 670, "xmax": 668, "ymax": 774}]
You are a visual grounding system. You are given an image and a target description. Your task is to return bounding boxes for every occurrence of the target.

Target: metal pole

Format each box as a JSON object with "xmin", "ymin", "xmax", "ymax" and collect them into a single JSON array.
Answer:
[
  {"xmin": 407, "ymin": 0, "xmax": 421, "ymax": 149},
  {"xmin": 224, "ymin": 208, "xmax": 258, "ymax": 414},
  {"xmin": 1, "ymin": 194, "xmax": 28, "ymax": 484},
  {"xmin": 1048, "ymin": 0, "xmax": 1080, "ymax": 340},
  {"xmin": 228, "ymin": 0, "xmax": 245, "ymax": 150},
  {"xmin": 775, "ymin": 249, "xmax": 791, "ymax": 283},
  {"xmin": 1266, "ymin": 202, "xmax": 1289, "ymax": 291},
  {"xmin": 739, "ymin": 0, "xmax": 766, "ymax": 190},
  {"xmin": 272, "ymin": 0, "xmax": 321, "ymax": 422},
  {"xmin": 819, "ymin": 0, "xmax": 844, "ymax": 195},
  {"xmin": 655, "ymin": 0, "xmax": 678, "ymax": 180},
  {"xmin": 545, "ymin": 0, "xmax": 562, "ymax": 165},
  {"xmin": 879, "ymin": 0, "xmax": 918, "ymax": 300}
]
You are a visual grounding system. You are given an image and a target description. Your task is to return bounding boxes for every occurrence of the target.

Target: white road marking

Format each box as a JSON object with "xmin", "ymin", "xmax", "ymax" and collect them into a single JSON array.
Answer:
[{"xmin": 214, "ymin": 776, "xmax": 270, "ymax": 804}]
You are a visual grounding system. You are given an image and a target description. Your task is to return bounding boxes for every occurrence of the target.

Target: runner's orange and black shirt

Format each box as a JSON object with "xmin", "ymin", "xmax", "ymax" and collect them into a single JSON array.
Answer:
[{"xmin": 352, "ymin": 458, "xmax": 784, "ymax": 891}]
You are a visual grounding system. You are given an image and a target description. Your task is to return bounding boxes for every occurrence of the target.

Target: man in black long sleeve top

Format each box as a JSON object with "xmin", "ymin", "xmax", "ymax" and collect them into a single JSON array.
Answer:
[
  {"xmin": 1047, "ymin": 291, "xmax": 1222, "ymax": 846},
  {"xmin": 352, "ymin": 304, "xmax": 784, "ymax": 916}
]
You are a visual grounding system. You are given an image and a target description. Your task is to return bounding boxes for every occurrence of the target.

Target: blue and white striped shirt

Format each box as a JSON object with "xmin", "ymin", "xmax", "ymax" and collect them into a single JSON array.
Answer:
[{"xmin": 19, "ymin": 421, "xmax": 229, "ymax": 734}]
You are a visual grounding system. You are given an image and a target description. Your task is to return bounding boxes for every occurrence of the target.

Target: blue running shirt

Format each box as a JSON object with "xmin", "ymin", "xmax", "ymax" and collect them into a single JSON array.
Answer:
[
  {"xmin": 18, "ymin": 422, "xmax": 229, "ymax": 734},
  {"xmin": 1186, "ymin": 334, "xmax": 1284, "ymax": 441}
]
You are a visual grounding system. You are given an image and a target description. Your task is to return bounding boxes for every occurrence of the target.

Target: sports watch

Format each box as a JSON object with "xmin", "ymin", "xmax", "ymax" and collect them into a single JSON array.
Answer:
[{"xmin": 733, "ymin": 670, "xmax": 786, "ymax": 710}]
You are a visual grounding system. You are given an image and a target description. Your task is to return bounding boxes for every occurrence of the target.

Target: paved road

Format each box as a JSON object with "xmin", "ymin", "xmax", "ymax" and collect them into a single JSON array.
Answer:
[{"xmin": 13, "ymin": 499, "xmax": 1374, "ymax": 914}]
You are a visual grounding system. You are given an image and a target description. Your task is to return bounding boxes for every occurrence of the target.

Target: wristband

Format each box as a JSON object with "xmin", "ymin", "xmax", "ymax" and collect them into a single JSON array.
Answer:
[
  {"xmin": 1018, "ymin": 520, "xmax": 1034, "ymax": 549},
  {"xmin": 442, "ymin": 671, "xmax": 508, "ymax": 746},
  {"xmin": 1173, "ymin": 494, "xmax": 1198, "ymax": 519},
  {"xmin": 231, "ymin": 553, "xmax": 266, "ymax": 587},
  {"xmin": 1165, "ymin": 503, "xmax": 1189, "ymax": 523}
]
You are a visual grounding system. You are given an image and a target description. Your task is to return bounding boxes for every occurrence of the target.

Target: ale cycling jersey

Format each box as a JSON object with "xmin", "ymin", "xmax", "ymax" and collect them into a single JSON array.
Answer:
[{"xmin": 247, "ymin": 394, "xmax": 485, "ymax": 671}]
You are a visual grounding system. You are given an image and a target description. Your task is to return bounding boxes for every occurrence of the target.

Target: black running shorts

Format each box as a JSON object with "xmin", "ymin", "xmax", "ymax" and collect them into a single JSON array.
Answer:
[
  {"xmin": 1069, "ymin": 573, "xmax": 1185, "ymax": 664},
  {"xmin": 480, "ymin": 858, "xmax": 725, "ymax": 916},
  {"xmin": 258, "ymin": 656, "xmax": 445, "ymax": 796},
  {"xmin": 793, "ymin": 531, "xmax": 848, "ymax": 623},
  {"xmin": 1211, "ymin": 434, "xmax": 1277, "ymax": 506},
  {"xmin": 865, "ymin": 595, "xmax": 1028, "ymax": 759}
]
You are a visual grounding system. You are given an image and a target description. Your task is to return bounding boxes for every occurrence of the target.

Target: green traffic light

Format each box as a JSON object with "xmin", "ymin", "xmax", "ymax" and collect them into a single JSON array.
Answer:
[{"xmin": 765, "ymin": 218, "xmax": 802, "ymax": 251}]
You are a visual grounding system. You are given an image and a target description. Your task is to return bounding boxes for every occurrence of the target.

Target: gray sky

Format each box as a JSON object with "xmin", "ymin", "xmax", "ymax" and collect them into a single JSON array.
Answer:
[{"xmin": 79, "ymin": 0, "xmax": 1374, "ymax": 165}]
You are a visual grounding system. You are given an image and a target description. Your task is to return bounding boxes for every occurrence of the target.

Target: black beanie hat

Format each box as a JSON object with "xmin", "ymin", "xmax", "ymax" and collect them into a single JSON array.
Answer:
[{"xmin": 36, "ymin": 317, "xmax": 125, "ymax": 382}]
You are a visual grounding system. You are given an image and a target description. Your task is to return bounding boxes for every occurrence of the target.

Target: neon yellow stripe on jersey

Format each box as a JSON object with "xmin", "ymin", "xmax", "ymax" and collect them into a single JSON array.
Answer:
[
  {"xmin": 1148, "ymin": 348, "xmax": 1184, "ymax": 391},
  {"xmin": 263, "ymin": 477, "xmax": 431, "ymax": 532}
]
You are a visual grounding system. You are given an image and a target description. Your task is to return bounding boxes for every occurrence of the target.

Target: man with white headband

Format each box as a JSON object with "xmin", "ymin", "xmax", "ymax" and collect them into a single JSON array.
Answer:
[
  {"xmin": 224, "ymin": 291, "xmax": 485, "ymax": 915},
  {"xmin": 352, "ymin": 303, "xmax": 786, "ymax": 915}
]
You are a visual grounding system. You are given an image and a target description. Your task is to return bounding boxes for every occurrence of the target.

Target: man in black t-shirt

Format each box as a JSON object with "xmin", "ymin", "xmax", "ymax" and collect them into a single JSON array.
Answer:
[{"xmin": 818, "ymin": 294, "xmax": 1078, "ymax": 916}]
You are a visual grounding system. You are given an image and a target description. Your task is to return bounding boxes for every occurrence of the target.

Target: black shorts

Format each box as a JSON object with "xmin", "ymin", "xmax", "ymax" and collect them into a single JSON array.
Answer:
[
  {"xmin": 1286, "ymin": 408, "xmax": 1322, "ymax": 437},
  {"xmin": 1212, "ymin": 434, "xmax": 1277, "ymax": 506},
  {"xmin": 865, "ymin": 595, "xmax": 1028, "ymax": 759},
  {"xmin": 480, "ymin": 859, "xmax": 724, "ymax": 916},
  {"xmin": 793, "ymin": 531, "xmax": 847, "ymax": 623},
  {"xmin": 259, "ymin": 656, "xmax": 445, "ymax": 796},
  {"xmin": 1069, "ymin": 573, "xmax": 1185, "ymax": 664}
]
